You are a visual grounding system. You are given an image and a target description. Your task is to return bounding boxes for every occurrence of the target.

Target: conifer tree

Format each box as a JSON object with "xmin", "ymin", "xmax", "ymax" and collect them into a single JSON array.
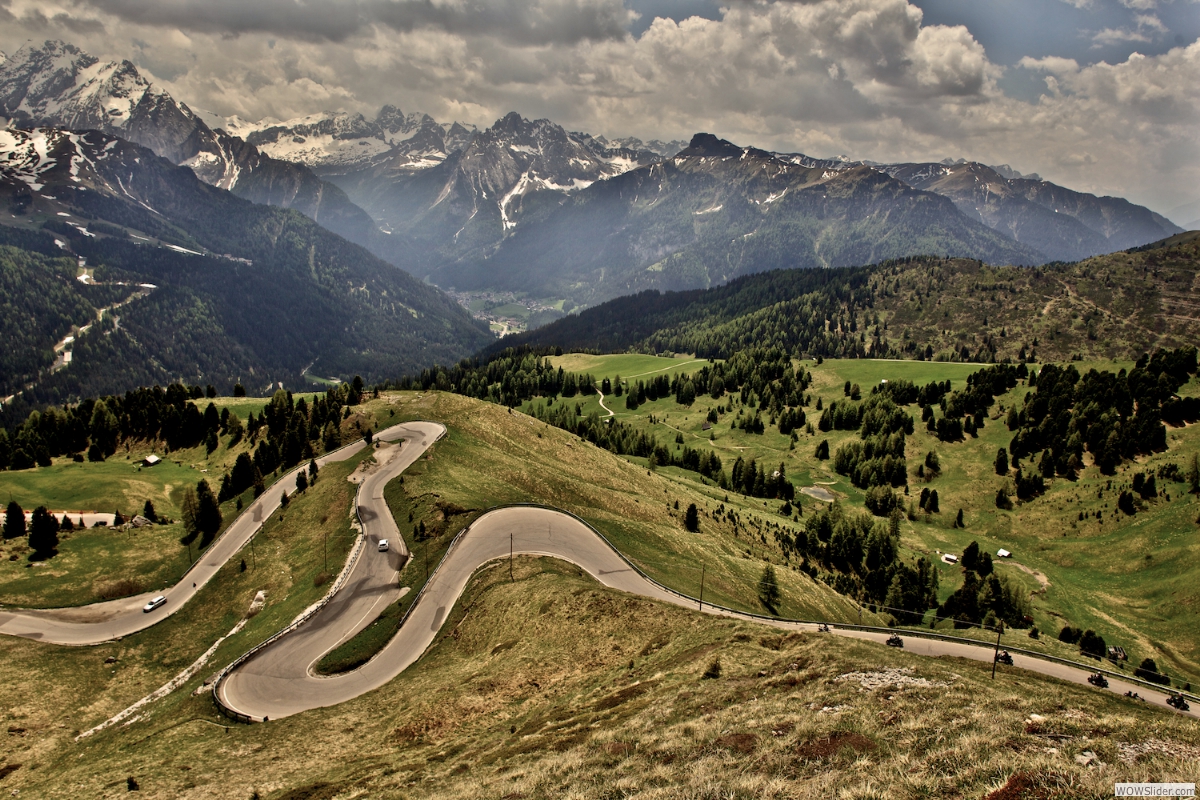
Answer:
[
  {"xmin": 758, "ymin": 564, "xmax": 781, "ymax": 612},
  {"xmin": 28, "ymin": 506, "xmax": 59, "ymax": 559},
  {"xmin": 4, "ymin": 500, "xmax": 26, "ymax": 540},
  {"xmin": 195, "ymin": 480, "xmax": 222, "ymax": 546}
]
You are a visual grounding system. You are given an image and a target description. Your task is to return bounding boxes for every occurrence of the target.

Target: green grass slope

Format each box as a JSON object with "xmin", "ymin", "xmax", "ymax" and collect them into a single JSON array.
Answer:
[{"xmin": 515, "ymin": 353, "xmax": 1200, "ymax": 690}]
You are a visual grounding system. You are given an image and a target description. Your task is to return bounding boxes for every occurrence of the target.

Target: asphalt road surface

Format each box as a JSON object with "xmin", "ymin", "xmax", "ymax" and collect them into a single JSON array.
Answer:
[
  {"xmin": 217, "ymin": 502, "xmax": 1198, "ymax": 721},
  {"xmin": 0, "ymin": 422, "xmax": 435, "ymax": 646}
]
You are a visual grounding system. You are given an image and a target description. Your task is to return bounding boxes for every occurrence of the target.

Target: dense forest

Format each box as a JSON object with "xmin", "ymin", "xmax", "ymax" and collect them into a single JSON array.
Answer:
[{"xmin": 496, "ymin": 235, "xmax": 1200, "ymax": 366}]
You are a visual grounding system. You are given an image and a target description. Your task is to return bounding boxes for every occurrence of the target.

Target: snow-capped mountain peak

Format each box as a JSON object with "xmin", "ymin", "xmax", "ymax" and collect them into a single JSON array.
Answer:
[{"xmin": 235, "ymin": 106, "xmax": 479, "ymax": 174}]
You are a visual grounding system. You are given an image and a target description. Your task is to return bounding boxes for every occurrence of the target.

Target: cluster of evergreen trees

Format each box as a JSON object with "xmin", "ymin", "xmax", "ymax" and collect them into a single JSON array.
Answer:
[
  {"xmin": 831, "ymin": 395, "xmax": 914, "ymax": 490},
  {"xmin": 937, "ymin": 540, "xmax": 1030, "ymax": 630},
  {"xmin": 1006, "ymin": 348, "xmax": 1198, "ymax": 477},
  {"xmin": 0, "ymin": 383, "xmax": 220, "ymax": 469},
  {"xmin": 624, "ymin": 374, "xmax": 673, "ymax": 410},
  {"xmin": 241, "ymin": 383, "xmax": 361, "ymax": 481},
  {"xmin": 3, "ymin": 501, "xmax": 62, "ymax": 560},
  {"xmin": 0, "ymin": 378, "xmax": 365, "ymax": 477},
  {"xmin": 921, "ymin": 363, "xmax": 1024, "ymax": 442},
  {"xmin": 778, "ymin": 503, "xmax": 938, "ymax": 622},
  {"xmin": 728, "ymin": 458, "xmax": 795, "ymax": 501}
]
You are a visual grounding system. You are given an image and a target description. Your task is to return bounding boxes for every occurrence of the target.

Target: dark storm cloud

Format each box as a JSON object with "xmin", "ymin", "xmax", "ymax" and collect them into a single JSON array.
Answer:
[{"xmin": 81, "ymin": 0, "xmax": 634, "ymax": 45}]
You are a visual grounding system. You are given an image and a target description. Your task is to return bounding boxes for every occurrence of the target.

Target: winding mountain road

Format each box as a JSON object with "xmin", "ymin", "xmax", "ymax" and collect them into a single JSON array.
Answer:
[
  {"xmin": 1, "ymin": 420, "xmax": 1193, "ymax": 722},
  {"xmin": 217, "ymin": 496, "xmax": 1198, "ymax": 719},
  {"xmin": 0, "ymin": 422, "xmax": 431, "ymax": 645}
]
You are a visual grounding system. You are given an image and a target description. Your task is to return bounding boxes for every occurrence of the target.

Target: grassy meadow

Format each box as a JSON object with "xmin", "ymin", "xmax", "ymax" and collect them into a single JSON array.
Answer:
[
  {"xmin": 0, "ymin": 394, "xmax": 329, "ymax": 607},
  {"xmin": 522, "ymin": 355, "xmax": 1200, "ymax": 691}
]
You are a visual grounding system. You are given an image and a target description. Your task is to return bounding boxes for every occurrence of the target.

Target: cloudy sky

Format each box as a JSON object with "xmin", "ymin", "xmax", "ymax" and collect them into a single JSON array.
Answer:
[{"xmin": 2, "ymin": 0, "xmax": 1198, "ymax": 219}]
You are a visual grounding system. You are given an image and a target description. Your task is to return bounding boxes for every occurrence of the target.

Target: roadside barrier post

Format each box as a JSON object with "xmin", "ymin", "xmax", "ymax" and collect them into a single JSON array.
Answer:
[
  {"xmin": 510, "ymin": 532, "xmax": 514, "ymax": 581},
  {"xmin": 992, "ymin": 627, "xmax": 1002, "ymax": 679},
  {"xmin": 698, "ymin": 565, "xmax": 706, "ymax": 612}
]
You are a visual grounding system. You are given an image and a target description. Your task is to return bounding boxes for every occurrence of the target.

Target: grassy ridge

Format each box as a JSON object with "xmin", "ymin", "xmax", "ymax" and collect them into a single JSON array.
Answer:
[
  {"xmin": 371, "ymin": 391, "xmax": 866, "ymax": 623},
  {"xmin": 313, "ymin": 387, "xmax": 875, "ymax": 676}
]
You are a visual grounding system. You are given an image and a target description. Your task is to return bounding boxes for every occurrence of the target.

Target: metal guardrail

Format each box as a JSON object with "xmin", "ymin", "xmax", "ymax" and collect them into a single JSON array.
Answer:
[{"xmin": 211, "ymin": 422, "xmax": 445, "ymax": 723}]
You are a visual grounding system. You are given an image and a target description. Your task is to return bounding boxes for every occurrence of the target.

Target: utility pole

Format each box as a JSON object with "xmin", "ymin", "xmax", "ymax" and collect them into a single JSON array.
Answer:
[
  {"xmin": 323, "ymin": 527, "xmax": 328, "ymax": 574},
  {"xmin": 424, "ymin": 539, "xmax": 429, "ymax": 580},
  {"xmin": 698, "ymin": 565, "xmax": 706, "ymax": 612},
  {"xmin": 251, "ymin": 533, "xmax": 256, "ymax": 570},
  {"xmin": 991, "ymin": 626, "xmax": 1002, "ymax": 679}
]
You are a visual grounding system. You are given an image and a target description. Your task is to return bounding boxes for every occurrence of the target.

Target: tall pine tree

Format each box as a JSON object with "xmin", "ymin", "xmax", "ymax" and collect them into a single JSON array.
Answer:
[
  {"xmin": 28, "ymin": 506, "xmax": 59, "ymax": 559},
  {"xmin": 4, "ymin": 501, "xmax": 25, "ymax": 540}
]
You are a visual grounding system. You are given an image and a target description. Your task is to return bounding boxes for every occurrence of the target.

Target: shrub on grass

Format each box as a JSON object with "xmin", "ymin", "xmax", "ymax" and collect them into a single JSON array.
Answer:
[{"xmin": 1079, "ymin": 629, "xmax": 1106, "ymax": 658}]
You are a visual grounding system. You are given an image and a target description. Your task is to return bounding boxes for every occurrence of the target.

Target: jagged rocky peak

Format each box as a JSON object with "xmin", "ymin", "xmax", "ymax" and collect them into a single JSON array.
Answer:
[
  {"xmin": 461, "ymin": 111, "xmax": 658, "ymax": 184},
  {"xmin": 236, "ymin": 105, "xmax": 477, "ymax": 172},
  {"xmin": 989, "ymin": 163, "xmax": 1040, "ymax": 182},
  {"xmin": 604, "ymin": 136, "xmax": 688, "ymax": 158},
  {"xmin": 678, "ymin": 132, "xmax": 773, "ymax": 162}
]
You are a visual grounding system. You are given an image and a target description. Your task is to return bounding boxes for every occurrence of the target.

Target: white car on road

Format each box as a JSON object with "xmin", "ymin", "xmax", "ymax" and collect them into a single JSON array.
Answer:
[
  {"xmin": 378, "ymin": 540, "xmax": 389, "ymax": 552},
  {"xmin": 143, "ymin": 596, "xmax": 166, "ymax": 613}
]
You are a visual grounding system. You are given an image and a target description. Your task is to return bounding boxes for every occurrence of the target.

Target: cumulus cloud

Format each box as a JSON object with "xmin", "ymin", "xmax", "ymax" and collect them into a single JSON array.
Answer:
[
  {"xmin": 1092, "ymin": 27, "xmax": 1153, "ymax": 46},
  {"xmin": 0, "ymin": 0, "xmax": 1196, "ymax": 212},
  {"xmin": 1018, "ymin": 55, "xmax": 1082, "ymax": 74}
]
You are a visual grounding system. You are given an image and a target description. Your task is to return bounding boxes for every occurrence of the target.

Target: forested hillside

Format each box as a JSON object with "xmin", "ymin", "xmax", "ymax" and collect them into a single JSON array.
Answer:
[
  {"xmin": 0, "ymin": 127, "xmax": 492, "ymax": 415},
  {"xmin": 499, "ymin": 233, "xmax": 1200, "ymax": 364}
]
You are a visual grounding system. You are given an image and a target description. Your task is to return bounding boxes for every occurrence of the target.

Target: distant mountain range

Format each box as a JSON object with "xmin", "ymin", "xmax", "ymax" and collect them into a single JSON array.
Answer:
[
  {"xmin": 0, "ymin": 126, "xmax": 491, "ymax": 407},
  {"xmin": 0, "ymin": 40, "xmax": 378, "ymax": 248},
  {"xmin": 428, "ymin": 133, "xmax": 1046, "ymax": 303},
  {"xmin": 223, "ymin": 108, "xmax": 1184, "ymax": 304},
  {"xmin": 0, "ymin": 38, "xmax": 1186, "ymax": 311}
]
